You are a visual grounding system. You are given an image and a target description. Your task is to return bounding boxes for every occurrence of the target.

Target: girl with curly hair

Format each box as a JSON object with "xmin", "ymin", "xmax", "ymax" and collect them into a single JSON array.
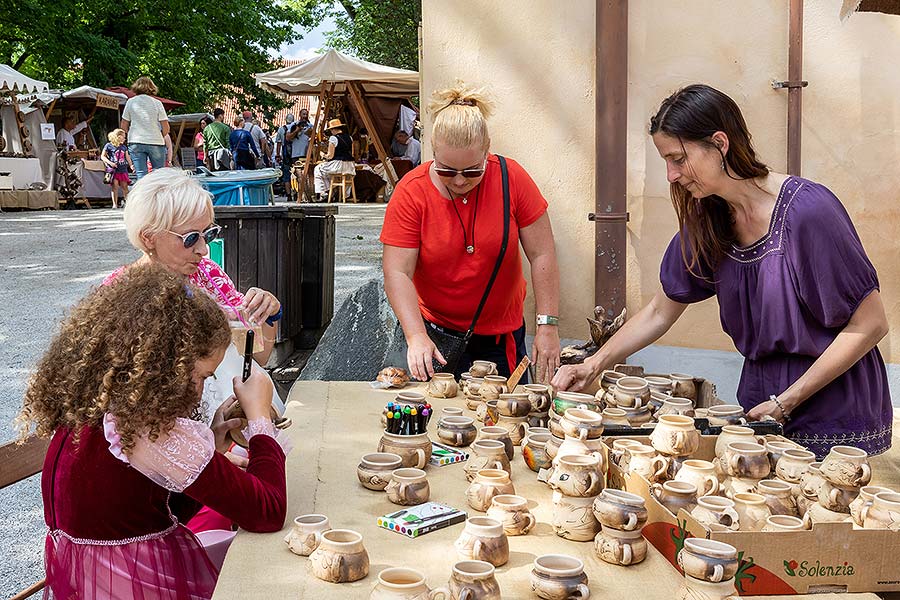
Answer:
[{"xmin": 18, "ymin": 263, "xmax": 287, "ymax": 599}]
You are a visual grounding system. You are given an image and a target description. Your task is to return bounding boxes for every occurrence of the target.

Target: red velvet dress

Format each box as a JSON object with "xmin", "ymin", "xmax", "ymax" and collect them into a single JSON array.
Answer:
[{"xmin": 41, "ymin": 420, "xmax": 286, "ymax": 599}]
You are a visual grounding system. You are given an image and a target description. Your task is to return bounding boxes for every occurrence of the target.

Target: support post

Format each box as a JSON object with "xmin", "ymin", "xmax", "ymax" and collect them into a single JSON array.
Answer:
[
  {"xmin": 301, "ymin": 82, "xmax": 333, "ymax": 202},
  {"xmin": 347, "ymin": 81, "xmax": 397, "ymax": 187},
  {"xmin": 787, "ymin": 0, "xmax": 803, "ymax": 175},
  {"xmin": 593, "ymin": 0, "xmax": 629, "ymax": 314}
]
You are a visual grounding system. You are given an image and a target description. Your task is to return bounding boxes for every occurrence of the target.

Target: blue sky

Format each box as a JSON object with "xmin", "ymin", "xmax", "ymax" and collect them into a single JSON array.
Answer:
[{"xmin": 275, "ymin": 10, "xmax": 348, "ymax": 62}]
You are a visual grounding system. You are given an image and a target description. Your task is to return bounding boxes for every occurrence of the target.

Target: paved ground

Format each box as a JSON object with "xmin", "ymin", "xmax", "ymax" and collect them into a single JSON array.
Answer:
[{"xmin": 0, "ymin": 201, "xmax": 387, "ymax": 596}]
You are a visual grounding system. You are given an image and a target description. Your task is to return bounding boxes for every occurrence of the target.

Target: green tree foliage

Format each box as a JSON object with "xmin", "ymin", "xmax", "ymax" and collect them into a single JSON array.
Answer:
[
  {"xmin": 0, "ymin": 0, "xmax": 302, "ymax": 114},
  {"xmin": 329, "ymin": 0, "xmax": 420, "ymax": 71},
  {"xmin": 289, "ymin": 0, "xmax": 421, "ymax": 71}
]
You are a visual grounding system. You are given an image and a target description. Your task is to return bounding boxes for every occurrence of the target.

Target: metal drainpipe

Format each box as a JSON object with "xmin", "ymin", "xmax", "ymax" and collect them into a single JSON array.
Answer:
[
  {"xmin": 773, "ymin": 0, "xmax": 807, "ymax": 175},
  {"xmin": 591, "ymin": 0, "xmax": 629, "ymax": 315}
]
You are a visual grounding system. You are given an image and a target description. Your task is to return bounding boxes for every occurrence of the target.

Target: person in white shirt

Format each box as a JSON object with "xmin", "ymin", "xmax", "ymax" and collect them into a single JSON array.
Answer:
[
  {"xmin": 121, "ymin": 76, "xmax": 169, "ymax": 180},
  {"xmin": 55, "ymin": 117, "xmax": 91, "ymax": 150},
  {"xmin": 393, "ymin": 130, "xmax": 421, "ymax": 167}
]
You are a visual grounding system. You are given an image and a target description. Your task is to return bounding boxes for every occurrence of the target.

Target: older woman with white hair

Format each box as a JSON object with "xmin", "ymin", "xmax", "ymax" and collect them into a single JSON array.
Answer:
[{"xmin": 105, "ymin": 168, "xmax": 282, "ymax": 365}]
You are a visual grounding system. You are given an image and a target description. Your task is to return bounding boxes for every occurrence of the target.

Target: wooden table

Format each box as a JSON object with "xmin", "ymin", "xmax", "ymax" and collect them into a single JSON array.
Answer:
[{"xmin": 213, "ymin": 382, "xmax": 885, "ymax": 599}]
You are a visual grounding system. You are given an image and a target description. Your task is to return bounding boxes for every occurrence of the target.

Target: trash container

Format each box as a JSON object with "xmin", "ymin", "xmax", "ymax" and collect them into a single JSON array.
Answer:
[
  {"xmin": 212, "ymin": 205, "xmax": 337, "ymax": 349},
  {"xmin": 196, "ymin": 168, "xmax": 281, "ymax": 206}
]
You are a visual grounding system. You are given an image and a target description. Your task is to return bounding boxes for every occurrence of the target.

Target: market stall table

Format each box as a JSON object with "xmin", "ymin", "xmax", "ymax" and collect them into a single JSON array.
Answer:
[
  {"xmin": 0, "ymin": 156, "xmax": 42, "ymax": 189},
  {"xmin": 213, "ymin": 381, "xmax": 892, "ymax": 599},
  {"xmin": 0, "ymin": 189, "xmax": 57, "ymax": 209}
]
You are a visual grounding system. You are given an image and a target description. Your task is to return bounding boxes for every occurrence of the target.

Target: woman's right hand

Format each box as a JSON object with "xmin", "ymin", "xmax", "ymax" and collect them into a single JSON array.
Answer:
[
  {"xmin": 551, "ymin": 360, "xmax": 601, "ymax": 393},
  {"xmin": 407, "ymin": 333, "xmax": 446, "ymax": 382},
  {"xmin": 232, "ymin": 366, "xmax": 273, "ymax": 421}
]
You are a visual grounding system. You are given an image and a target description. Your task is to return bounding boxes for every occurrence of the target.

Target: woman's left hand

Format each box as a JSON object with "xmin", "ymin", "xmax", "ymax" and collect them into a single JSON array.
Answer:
[
  {"xmin": 747, "ymin": 397, "xmax": 788, "ymax": 423},
  {"xmin": 532, "ymin": 326, "xmax": 561, "ymax": 384},
  {"xmin": 242, "ymin": 287, "xmax": 281, "ymax": 326},
  {"xmin": 211, "ymin": 395, "xmax": 243, "ymax": 453}
]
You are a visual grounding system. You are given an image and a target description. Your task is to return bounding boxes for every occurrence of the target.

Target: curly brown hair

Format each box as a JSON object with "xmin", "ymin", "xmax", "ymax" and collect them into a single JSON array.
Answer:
[{"xmin": 17, "ymin": 263, "xmax": 231, "ymax": 453}]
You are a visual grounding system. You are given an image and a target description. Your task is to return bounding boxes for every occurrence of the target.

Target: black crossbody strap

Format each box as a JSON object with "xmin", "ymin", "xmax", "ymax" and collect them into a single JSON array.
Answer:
[{"xmin": 465, "ymin": 155, "xmax": 511, "ymax": 339}]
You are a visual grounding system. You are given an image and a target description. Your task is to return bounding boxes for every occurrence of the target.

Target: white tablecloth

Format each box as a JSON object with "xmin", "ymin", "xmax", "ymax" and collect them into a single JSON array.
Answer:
[{"xmin": 0, "ymin": 157, "xmax": 42, "ymax": 190}]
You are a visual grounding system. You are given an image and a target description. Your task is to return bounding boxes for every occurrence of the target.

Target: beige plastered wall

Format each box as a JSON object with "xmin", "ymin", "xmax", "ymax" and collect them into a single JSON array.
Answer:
[{"xmin": 421, "ymin": 0, "xmax": 900, "ymax": 364}]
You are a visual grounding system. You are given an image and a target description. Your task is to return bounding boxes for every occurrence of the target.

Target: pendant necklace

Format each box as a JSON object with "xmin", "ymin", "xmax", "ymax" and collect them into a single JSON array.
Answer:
[{"xmin": 446, "ymin": 183, "xmax": 480, "ymax": 254}]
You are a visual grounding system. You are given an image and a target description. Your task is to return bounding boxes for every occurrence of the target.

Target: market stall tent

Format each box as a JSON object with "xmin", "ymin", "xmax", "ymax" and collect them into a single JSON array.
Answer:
[
  {"xmin": 255, "ymin": 49, "xmax": 420, "ymax": 194},
  {"xmin": 0, "ymin": 66, "xmax": 56, "ymax": 207},
  {"xmin": 255, "ymin": 49, "xmax": 419, "ymax": 96},
  {"xmin": 49, "ymin": 86, "xmax": 129, "ymax": 149},
  {"xmin": 168, "ymin": 112, "xmax": 213, "ymax": 168},
  {"xmin": 0, "ymin": 64, "xmax": 48, "ymax": 93}
]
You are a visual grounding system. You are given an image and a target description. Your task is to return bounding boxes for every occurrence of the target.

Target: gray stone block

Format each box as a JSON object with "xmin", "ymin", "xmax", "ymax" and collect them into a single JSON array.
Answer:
[{"xmin": 299, "ymin": 278, "xmax": 408, "ymax": 381}]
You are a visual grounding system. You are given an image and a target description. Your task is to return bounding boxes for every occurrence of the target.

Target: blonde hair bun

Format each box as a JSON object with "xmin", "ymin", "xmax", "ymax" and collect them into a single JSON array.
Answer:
[{"xmin": 428, "ymin": 81, "xmax": 494, "ymax": 150}]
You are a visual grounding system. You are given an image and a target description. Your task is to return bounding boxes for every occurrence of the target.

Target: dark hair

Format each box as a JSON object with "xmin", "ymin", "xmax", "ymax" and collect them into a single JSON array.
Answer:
[
  {"xmin": 201, "ymin": 116, "xmax": 212, "ymax": 125},
  {"xmin": 213, "ymin": 108, "xmax": 225, "ymax": 118},
  {"xmin": 649, "ymin": 84, "xmax": 770, "ymax": 274}
]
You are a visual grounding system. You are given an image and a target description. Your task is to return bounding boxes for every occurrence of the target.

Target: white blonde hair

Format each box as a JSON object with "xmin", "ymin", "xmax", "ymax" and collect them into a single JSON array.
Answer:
[
  {"xmin": 123, "ymin": 168, "xmax": 214, "ymax": 253},
  {"xmin": 428, "ymin": 81, "xmax": 494, "ymax": 151}
]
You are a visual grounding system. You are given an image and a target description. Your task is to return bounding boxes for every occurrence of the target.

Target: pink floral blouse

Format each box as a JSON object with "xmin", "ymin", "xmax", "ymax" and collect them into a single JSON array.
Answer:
[{"xmin": 104, "ymin": 258, "xmax": 244, "ymax": 313}]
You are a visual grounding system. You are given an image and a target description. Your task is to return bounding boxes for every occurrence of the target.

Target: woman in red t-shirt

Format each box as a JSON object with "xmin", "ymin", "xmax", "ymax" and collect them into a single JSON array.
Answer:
[{"xmin": 381, "ymin": 82, "xmax": 561, "ymax": 383}]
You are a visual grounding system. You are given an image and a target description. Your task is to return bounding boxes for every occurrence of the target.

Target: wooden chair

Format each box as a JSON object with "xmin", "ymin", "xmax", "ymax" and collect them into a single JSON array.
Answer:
[
  {"xmin": 328, "ymin": 173, "xmax": 357, "ymax": 203},
  {"xmin": 1, "ymin": 434, "xmax": 50, "ymax": 599},
  {"xmin": 180, "ymin": 147, "xmax": 198, "ymax": 171}
]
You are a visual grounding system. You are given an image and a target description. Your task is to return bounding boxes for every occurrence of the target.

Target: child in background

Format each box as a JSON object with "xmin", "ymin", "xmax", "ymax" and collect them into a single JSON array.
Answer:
[
  {"xmin": 100, "ymin": 129, "xmax": 134, "ymax": 208},
  {"xmin": 17, "ymin": 263, "xmax": 287, "ymax": 599}
]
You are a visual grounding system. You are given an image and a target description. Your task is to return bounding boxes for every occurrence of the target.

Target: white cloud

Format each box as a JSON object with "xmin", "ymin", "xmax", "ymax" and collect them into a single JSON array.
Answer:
[{"xmin": 277, "ymin": 46, "xmax": 322, "ymax": 62}]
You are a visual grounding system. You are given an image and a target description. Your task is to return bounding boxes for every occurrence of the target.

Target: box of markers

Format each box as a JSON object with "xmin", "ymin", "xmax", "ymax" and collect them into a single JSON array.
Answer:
[
  {"xmin": 429, "ymin": 442, "xmax": 468, "ymax": 466},
  {"xmin": 377, "ymin": 502, "xmax": 467, "ymax": 538}
]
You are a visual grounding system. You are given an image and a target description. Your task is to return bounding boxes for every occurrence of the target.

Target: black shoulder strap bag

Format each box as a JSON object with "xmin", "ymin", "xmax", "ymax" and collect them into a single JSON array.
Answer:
[{"xmin": 426, "ymin": 155, "xmax": 511, "ymax": 374}]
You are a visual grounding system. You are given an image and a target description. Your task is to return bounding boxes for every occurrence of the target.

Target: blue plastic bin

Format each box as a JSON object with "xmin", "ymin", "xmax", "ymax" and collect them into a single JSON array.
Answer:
[{"xmin": 194, "ymin": 168, "xmax": 280, "ymax": 206}]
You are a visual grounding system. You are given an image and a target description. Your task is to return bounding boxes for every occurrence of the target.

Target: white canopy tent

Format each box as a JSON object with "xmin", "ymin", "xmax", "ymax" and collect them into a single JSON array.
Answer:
[
  {"xmin": 0, "ymin": 64, "xmax": 48, "ymax": 93},
  {"xmin": 62, "ymin": 85, "xmax": 128, "ymax": 105},
  {"xmin": 0, "ymin": 66, "xmax": 53, "ymax": 207},
  {"xmin": 255, "ymin": 50, "xmax": 420, "ymax": 196},
  {"xmin": 255, "ymin": 49, "xmax": 419, "ymax": 97}
]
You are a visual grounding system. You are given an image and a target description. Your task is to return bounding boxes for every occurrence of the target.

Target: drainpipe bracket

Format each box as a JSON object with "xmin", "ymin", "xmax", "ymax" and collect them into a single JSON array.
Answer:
[
  {"xmin": 771, "ymin": 79, "xmax": 808, "ymax": 89},
  {"xmin": 588, "ymin": 212, "xmax": 630, "ymax": 223}
]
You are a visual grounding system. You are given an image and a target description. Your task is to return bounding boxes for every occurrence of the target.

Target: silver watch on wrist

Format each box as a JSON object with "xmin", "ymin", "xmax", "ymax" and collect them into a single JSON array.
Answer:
[{"xmin": 536, "ymin": 314, "xmax": 559, "ymax": 326}]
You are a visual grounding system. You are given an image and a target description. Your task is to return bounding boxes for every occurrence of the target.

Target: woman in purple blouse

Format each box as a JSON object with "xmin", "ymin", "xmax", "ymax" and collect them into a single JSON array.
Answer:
[{"xmin": 553, "ymin": 84, "xmax": 891, "ymax": 458}]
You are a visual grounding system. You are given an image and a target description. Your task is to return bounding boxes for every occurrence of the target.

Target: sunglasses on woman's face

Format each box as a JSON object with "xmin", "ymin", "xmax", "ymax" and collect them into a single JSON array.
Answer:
[
  {"xmin": 167, "ymin": 224, "xmax": 222, "ymax": 249},
  {"xmin": 434, "ymin": 157, "xmax": 487, "ymax": 179}
]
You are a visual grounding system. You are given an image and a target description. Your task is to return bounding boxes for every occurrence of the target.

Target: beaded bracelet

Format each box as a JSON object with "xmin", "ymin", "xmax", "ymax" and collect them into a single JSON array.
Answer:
[{"xmin": 769, "ymin": 395, "xmax": 791, "ymax": 422}]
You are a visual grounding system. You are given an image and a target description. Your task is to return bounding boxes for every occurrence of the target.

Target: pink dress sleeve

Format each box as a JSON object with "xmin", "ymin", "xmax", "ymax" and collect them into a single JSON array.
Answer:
[
  {"xmin": 104, "ymin": 413, "xmax": 287, "ymax": 532},
  {"xmin": 104, "ymin": 414, "xmax": 215, "ymax": 492}
]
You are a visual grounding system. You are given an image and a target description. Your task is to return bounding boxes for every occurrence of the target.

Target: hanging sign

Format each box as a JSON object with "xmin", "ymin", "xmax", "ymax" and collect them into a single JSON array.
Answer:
[
  {"xmin": 40, "ymin": 123, "xmax": 56, "ymax": 140},
  {"xmin": 95, "ymin": 93, "xmax": 120, "ymax": 110}
]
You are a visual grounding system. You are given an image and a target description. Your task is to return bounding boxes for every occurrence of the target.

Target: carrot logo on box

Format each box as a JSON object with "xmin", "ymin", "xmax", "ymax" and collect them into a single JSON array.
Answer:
[{"xmin": 784, "ymin": 559, "xmax": 855, "ymax": 577}]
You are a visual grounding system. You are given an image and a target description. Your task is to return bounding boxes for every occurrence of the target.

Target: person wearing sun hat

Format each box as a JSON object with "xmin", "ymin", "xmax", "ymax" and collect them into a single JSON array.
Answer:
[{"xmin": 313, "ymin": 118, "xmax": 356, "ymax": 201}]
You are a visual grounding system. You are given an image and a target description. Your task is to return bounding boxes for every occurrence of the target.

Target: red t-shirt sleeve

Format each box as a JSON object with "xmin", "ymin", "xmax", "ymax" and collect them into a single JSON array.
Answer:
[
  {"xmin": 507, "ymin": 158, "xmax": 548, "ymax": 228},
  {"xmin": 380, "ymin": 179, "xmax": 423, "ymax": 248}
]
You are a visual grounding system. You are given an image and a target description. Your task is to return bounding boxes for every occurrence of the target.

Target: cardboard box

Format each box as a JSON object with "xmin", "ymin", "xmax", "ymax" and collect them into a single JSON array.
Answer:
[{"xmin": 607, "ymin": 435, "xmax": 900, "ymax": 596}]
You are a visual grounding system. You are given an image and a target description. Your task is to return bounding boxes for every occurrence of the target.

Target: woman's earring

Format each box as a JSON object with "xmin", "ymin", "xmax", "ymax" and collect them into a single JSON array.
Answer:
[{"xmin": 721, "ymin": 160, "xmax": 726, "ymax": 171}]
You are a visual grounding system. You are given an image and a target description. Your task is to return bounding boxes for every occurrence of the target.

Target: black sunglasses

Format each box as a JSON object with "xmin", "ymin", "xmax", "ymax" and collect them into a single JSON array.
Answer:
[
  {"xmin": 166, "ymin": 224, "xmax": 222, "ymax": 248},
  {"xmin": 433, "ymin": 157, "xmax": 487, "ymax": 179}
]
